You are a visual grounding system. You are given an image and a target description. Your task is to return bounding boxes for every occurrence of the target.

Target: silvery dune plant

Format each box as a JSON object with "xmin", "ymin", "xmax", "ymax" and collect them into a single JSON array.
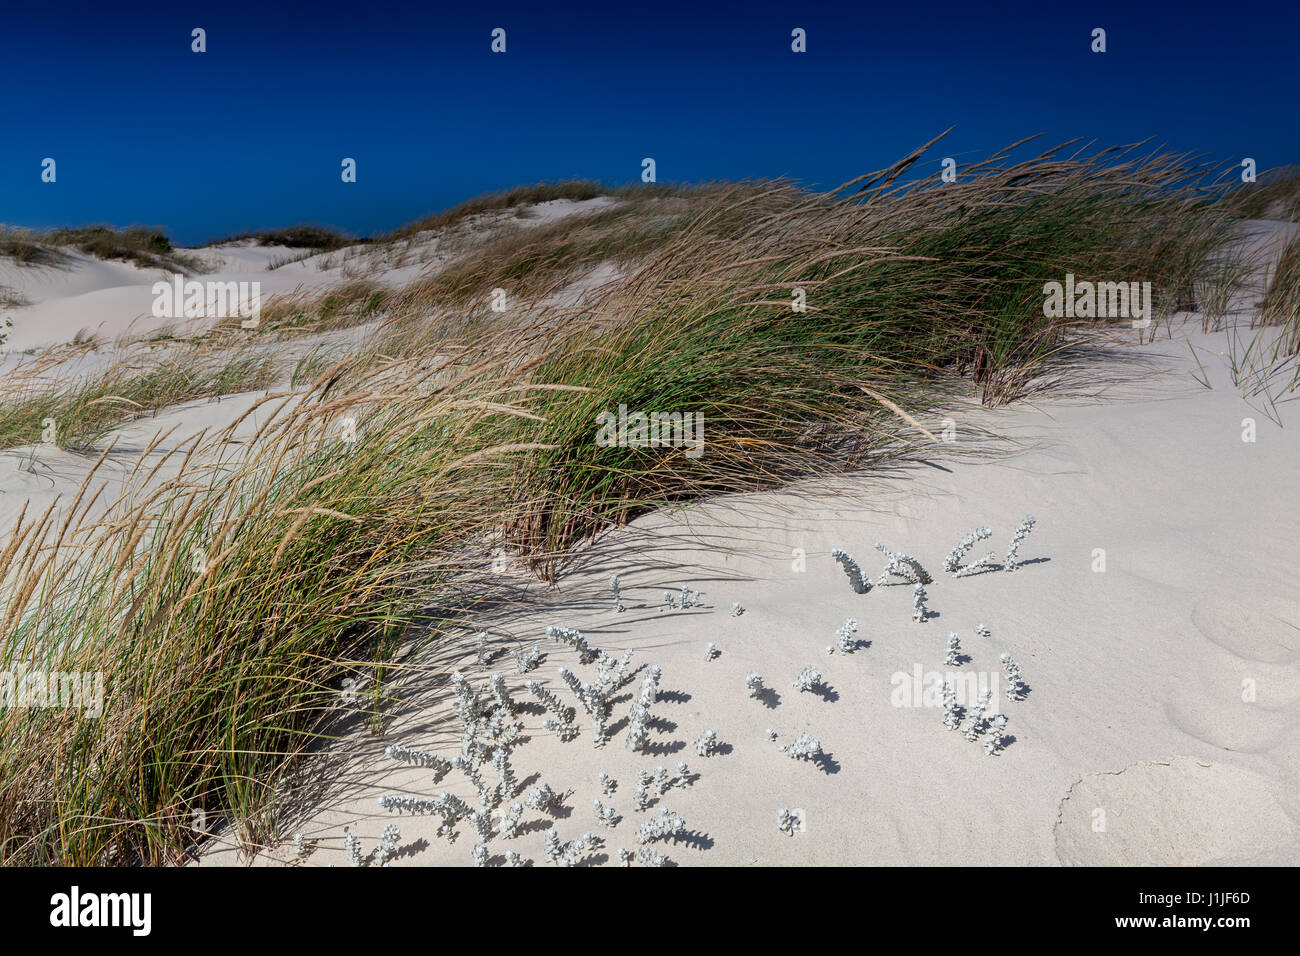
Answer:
[
  {"xmin": 745, "ymin": 672, "xmax": 765, "ymax": 698},
  {"xmin": 731, "ymin": 601, "xmax": 745, "ymax": 616},
  {"xmin": 962, "ymin": 689, "xmax": 993, "ymax": 741},
  {"xmin": 500, "ymin": 801, "xmax": 524, "ymax": 839},
  {"xmin": 449, "ymin": 671, "xmax": 481, "ymax": 723},
  {"xmin": 489, "ymin": 674, "xmax": 514, "ymax": 715},
  {"xmin": 941, "ymin": 680, "xmax": 960, "ymax": 730},
  {"xmin": 503, "ymin": 849, "xmax": 526, "ymax": 867},
  {"xmin": 983, "ymin": 714, "xmax": 1008, "ymax": 756},
  {"xmin": 674, "ymin": 761, "xmax": 692, "ymax": 790},
  {"xmin": 635, "ymin": 806, "xmax": 686, "ymax": 845},
  {"xmin": 524, "ymin": 784, "xmax": 554, "ymax": 812},
  {"xmin": 546, "ymin": 625, "xmax": 597, "ymax": 664},
  {"xmin": 944, "ymin": 632, "xmax": 961, "ymax": 666},
  {"xmin": 833, "ymin": 618, "xmax": 859, "ymax": 654},
  {"xmin": 911, "ymin": 583, "xmax": 930, "ymax": 622},
  {"xmin": 594, "ymin": 799, "xmax": 618, "ymax": 828},
  {"xmin": 1004, "ymin": 514, "xmax": 1036, "ymax": 572},
  {"xmin": 793, "ymin": 666, "xmax": 822, "ymax": 693},
  {"xmin": 632, "ymin": 784, "xmax": 652, "ymax": 811},
  {"xmin": 831, "ymin": 548, "xmax": 872, "ymax": 594},
  {"xmin": 466, "ymin": 810, "xmax": 492, "ymax": 842},
  {"xmin": 650, "ymin": 766, "xmax": 671, "ymax": 797},
  {"xmin": 459, "ymin": 720, "xmax": 487, "ymax": 764},
  {"xmin": 874, "ymin": 542, "xmax": 933, "ymax": 585},
  {"xmin": 783, "ymin": 731, "xmax": 822, "ymax": 761},
  {"xmin": 544, "ymin": 829, "xmax": 597, "ymax": 867},
  {"xmin": 525, "ymin": 679, "xmax": 575, "ymax": 724},
  {"xmin": 705, "ymin": 642, "xmax": 718, "ymax": 661},
  {"xmin": 474, "ymin": 631, "xmax": 491, "ymax": 666},
  {"xmin": 594, "ymin": 649, "xmax": 633, "ymax": 695},
  {"xmin": 777, "ymin": 808, "xmax": 800, "ymax": 837},
  {"xmin": 638, "ymin": 666, "xmax": 662, "ymax": 709},
  {"xmin": 943, "ymin": 527, "xmax": 995, "ymax": 576},
  {"xmin": 636, "ymin": 847, "xmax": 668, "ymax": 867},
  {"xmin": 625, "ymin": 704, "xmax": 651, "ymax": 752},
  {"xmin": 1000, "ymin": 652, "xmax": 1024, "ymax": 701},
  {"xmin": 451, "ymin": 755, "xmax": 495, "ymax": 808},
  {"xmin": 598, "ymin": 772, "xmax": 617, "ymax": 796},
  {"xmin": 510, "ymin": 643, "xmax": 541, "ymax": 674},
  {"xmin": 610, "ymin": 574, "xmax": 625, "ymax": 612},
  {"xmin": 345, "ymin": 832, "xmax": 362, "ymax": 868},
  {"xmin": 472, "ymin": 843, "xmax": 489, "ymax": 867},
  {"xmin": 492, "ymin": 747, "xmax": 518, "ymax": 801},
  {"xmin": 372, "ymin": 823, "xmax": 400, "ymax": 867},
  {"xmin": 385, "ymin": 743, "xmax": 450, "ymax": 779},
  {"xmin": 695, "ymin": 728, "xmax": 718, "ymax": 757}
]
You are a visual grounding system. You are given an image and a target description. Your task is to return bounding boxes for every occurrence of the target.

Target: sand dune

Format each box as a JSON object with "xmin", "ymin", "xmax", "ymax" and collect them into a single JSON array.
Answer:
[{"xmin": 192, "ymin": 315, "xmax": 1300, "ymax": 867}]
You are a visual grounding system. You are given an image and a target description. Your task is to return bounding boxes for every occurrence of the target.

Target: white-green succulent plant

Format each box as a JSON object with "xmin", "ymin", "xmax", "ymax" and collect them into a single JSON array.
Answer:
[
  {"xmin": 695, "ymin": 728, "xmax": 718, "ymax": 757},
  {"xmin": 874, "ymin": 542, "xmax": 933, "ymax": 585},
  {"xmin": 793, "ymin": 666, "xmax": 823, "ymax": 693},
  {"xmin": 500, "ymin": 801, "xmax": 524, "ymax": 839},
  {"xmin": 983, "ymin": 713, "xmax": 1008, "ymax": 756},
  {"xmin": 962, "ymin": 688, "xmax": 993, "ymax": 741},
  {"xmin": 777, "ymin": 808, "xmax": 799, "ymax": 836},
  {"xmin": 833, "ymin": 618, "xmax": 859, "ymax": 654},
  {"xmin": 942, "ymin": 680, "xmax": 960, "ymax": 730},
  {"xmin": 509, "ymin": 643, "xmax": 541, "ymax": 674},
  {"xmin": 524, "ymin": 784, "xmax": 555, "ymax": 812},
  {"xmin": 783, "ymin": 731, "xmax": 822, "ymax": 761},
  {"xmin": 597, "ymin": 772, "xmax": 617, "ymax": 796},
  {"xmin": 1000, "ymin": 652, "xmax": 1024, "ymax": 701},
  {"xmin": 546, "ymin": 625, "xmax": 597, "ymax": 664},
  {"xmin": 384, "ymin": 743, "xmax": 450, "ymax": 779},
  {"xmin": 831, "ymin": 548, "xmax": 872, "ymax": 594},
  {"xmin": 911, "ymin": 583, "xmax": 930, "ymax": 622},
  {"xmin": 944, "ymin": 632, "xmax": 962, "ymax": 666},
  {"xmin": 593, "ymin": 799, "xmax": 618, "ymax": 828},
  {"xmin": 367, "ymin": 824, "xmax": 399, "ymax": 867},
  {"xmin": 635, "ymin": 806, "xmax": 686, "ymax": 845},
  {"xmin": 943, "ymin": 527, "xmax": 996, "ymax": 576},
  {"xmin": 1005, "ymin": 514, "xmax": 1036, "ymax": 572}
]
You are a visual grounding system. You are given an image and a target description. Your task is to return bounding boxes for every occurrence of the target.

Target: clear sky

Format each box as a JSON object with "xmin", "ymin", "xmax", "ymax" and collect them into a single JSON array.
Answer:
[{"xmin": 2, "ymin": 0, "xmax": 1297, "ymax": 245}]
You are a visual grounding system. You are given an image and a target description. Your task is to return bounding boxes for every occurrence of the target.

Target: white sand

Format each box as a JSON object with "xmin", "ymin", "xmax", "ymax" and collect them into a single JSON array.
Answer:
[{"xmin": 0, "ymin": 197, "xmax": 616, "ymax": 352}]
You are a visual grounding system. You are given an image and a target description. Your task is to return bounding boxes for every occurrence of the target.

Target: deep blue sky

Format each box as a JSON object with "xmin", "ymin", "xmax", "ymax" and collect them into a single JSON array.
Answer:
[{"xmin": 2, "ymin": 0, "xmax": 1297, "ymax": 245}]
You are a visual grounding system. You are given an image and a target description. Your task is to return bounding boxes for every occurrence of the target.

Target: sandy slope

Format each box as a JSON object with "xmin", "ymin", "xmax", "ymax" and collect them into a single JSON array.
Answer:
[
  {"xmin": 0, "ymin": 197, "xmax": 616, "ymax": 352},
  {"xmin": 196, "ymin": 318, "xmax": 1300, "ymax": 867}
]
